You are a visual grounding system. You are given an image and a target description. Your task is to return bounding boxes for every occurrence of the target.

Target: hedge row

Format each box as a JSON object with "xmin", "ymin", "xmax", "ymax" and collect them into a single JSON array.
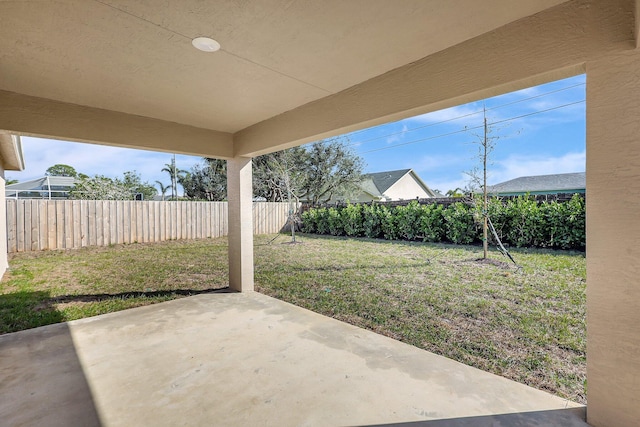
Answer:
[{"xmin": 300, "ymin": 195, "xmax": 585, "ymax": 250}]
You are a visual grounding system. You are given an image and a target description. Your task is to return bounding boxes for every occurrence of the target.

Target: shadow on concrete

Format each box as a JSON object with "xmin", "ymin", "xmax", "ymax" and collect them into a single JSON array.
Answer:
[
  {"xmin": 362, "ymin": 407, "xmax": 588, "ymax": 427},
  {"xmin": 0, "ymin": 322, "xmax": 102, "ymax": 427}
]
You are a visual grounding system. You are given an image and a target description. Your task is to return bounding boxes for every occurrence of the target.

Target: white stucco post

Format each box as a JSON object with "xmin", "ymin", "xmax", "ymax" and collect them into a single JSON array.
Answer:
[
  {"xmin": 586, "ymin": 49, "xmax": 640, "ymax": 427},
  {"xmin": 0, "ymin": 165, "xmax": 7, "ymax": 277},
  {"xmin": 227, "ymin": 156, "xmax": 254, "ymax": 292}
]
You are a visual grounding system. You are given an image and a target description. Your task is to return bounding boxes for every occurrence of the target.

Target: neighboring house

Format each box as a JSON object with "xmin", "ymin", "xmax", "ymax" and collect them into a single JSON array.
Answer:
[
  {"xmin": 5, "ymin": 176, "xmax": 77, "ymax": 199},
  {"xmin": 486, "ymin": 172, "xmax": 585, "ymax": 196},
  {"xmin": 336, "ymin": 168, "xmax": 437, "ymax": 203}
]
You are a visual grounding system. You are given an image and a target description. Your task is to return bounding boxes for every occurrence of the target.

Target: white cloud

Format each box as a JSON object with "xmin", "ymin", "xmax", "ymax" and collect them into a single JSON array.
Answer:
[
  {"xmin": 489, "ymin": 151, "xmax": 585, "ymax": 185},
  {"xmin": 412, "ymin": 154, "xmax": 466, "ymax": 172},
  {"xmin": 409, "ymin": 105, "xmax": 483, "ymax": 127},
  {"xmin": 6, "ymin": 137, "xmax": 202, "ymax": 190},
  {"xmin": 386, "ymin": 124, "xmax": 409, "ymax": 144}
]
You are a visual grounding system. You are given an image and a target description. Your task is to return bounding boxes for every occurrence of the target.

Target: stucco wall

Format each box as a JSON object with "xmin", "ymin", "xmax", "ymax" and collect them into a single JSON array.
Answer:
[
  {"xmin": 0, "ymin": 164, "xmax": 7, "ymax": 278},
  {"xmin": 586, "ymin": 48, "xmax": 640, "ymax": 427},
  {"xmin": 383, "ymin": 174, "xmax": 431, "ymax": 201}
]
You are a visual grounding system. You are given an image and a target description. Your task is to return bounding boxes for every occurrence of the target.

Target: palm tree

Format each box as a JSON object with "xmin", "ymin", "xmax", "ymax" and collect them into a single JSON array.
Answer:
[
  {"xmin": 446, "ymin": 187, "xmax": 466, "ymax": 198},
  {"xmin": 161, "ymin": 156, "xmax": 186, "ymax": 200},
  {"xmin": 155, "ymin": 181, "xmax": 170, "ymax": 201}
]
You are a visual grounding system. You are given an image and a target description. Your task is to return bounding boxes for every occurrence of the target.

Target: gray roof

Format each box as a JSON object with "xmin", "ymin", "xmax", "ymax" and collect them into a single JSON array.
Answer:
[
  {"xmin": 365, "ymin": 169, "xmax": 412, "ymax": 194},
  {"xmin": 359, "ymin": 177, "xmax": 383, "ymax": 198},
  {"xmin": 6, "ymin": 176, "xmax": 77, "ymax": 191},
  {"xmin": 487, "ymin": 172, "xmax": 585, "ymax": 194}
]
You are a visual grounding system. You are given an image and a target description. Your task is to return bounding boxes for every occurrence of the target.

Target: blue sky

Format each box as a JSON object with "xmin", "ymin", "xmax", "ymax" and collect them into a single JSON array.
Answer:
[{"xmin": 7, "ymin": 75, "xmax": 585, "ymax": 195}]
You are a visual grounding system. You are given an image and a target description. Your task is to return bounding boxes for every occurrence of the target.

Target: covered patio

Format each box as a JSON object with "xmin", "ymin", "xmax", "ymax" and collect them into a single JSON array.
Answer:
[
  {"xmin": 1, "ymin": 292, "xmax": 586, "ymax": 426},
  {"xmin": 1, "ymin": 1, "xmax": 640, "ymax": 425}
]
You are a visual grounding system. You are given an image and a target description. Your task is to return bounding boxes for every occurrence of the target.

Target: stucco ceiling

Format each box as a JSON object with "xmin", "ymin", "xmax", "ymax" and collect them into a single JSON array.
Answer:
[{"xmin": 1, "ymin": 0, "xmax": 567, "ymax": 135}]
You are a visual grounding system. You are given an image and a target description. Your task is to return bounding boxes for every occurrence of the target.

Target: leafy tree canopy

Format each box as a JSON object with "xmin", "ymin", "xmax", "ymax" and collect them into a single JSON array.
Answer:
[
  {"xmin": 253, "ymin": 138, "xmax": 364, "ymax": 205},
  {"xmin": 179, "ymin": 158, "xmax": 227, "ymax": 201},
  {"xmin": 45, "ymin": 164, "xmax": 78, "ymax": 177},
  {"xmin": 69, "ymin": 171, "xmax": 156, "ymax": 200},
  {"xmin": 179, "ymin": 137, "xmax": 364, "ymax": 205},
  {"xmin": 253, "ymin": 146, "xmax": 307, "ymax": 202},
  {"xmin": 297, "ymin": 138, "xmax": 364, "ymax": 205}
]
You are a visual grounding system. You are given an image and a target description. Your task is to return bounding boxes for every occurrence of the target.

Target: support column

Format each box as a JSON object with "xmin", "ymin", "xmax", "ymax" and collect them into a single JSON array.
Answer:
[
  {"xmin": 227, "ymin": 157, "xmax": 254, "ymax": 292},
  {"xmin": 586, "ymin": 49, "xmax": 640, "ymax": 427},
  {"xmin": 0, "ymin": 165, "xmax": 7, "ymax": 277}
]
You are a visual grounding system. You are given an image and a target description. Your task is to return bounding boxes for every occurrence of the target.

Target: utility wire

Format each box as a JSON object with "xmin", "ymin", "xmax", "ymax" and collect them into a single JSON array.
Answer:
[
  {"xmin": 358, "ymin": 99, "xmax": 585, "ymax": 155},
  {"xmin": 346, "ymin": 82, "xmax": 585, "ymax": 147}
]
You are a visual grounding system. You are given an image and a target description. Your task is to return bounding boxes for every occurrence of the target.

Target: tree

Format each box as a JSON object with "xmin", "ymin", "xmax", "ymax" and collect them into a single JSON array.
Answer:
[
  {"xmin": 69, "ymin": 171, "xmax": 156, "ymax": 200},
  {"xmin": 464, "ymin": 106, "xmax": 514, "ymax": 259},
  {"xmin": 121, "ymin": 171, "xmax": 157, "ymax": 200},
  {"xmin": 156, "ymin": 181, "xmax": 170, "ymax": 201},
  {"xmin": 252, "ymin": 139, "xmax": 364, "ymax": 206},
  {"xmin": 5, "ymin": 178, "xmax": 18, "ymax": 185},
  {"xmin": 446, "ymin": 188, "xmax": 466, "ymax": 198},
  {"xmin": 179, "ymin": 138, "xmax": 364, "ymax": 205},
  {"xmin": 45, "ymin": 164, "xmax": 78, "ymax": 177},
  {"xmin": 254, "ymin": 147, "xmax": 310, "ymax": 241},
  {"xmin": 253, "ymin": 147, "xmax": 307, "ymax": 202},
  {"xmin": 179, "ymin": 158, "xmax": 227, "ymax": 201},
  {"xmin": 161, "ymin": 156, "xmax": 186, "ymax": 200},
  {"xmin": 298, "ymin": 138, "xmax": 364, "ymax": 205}
]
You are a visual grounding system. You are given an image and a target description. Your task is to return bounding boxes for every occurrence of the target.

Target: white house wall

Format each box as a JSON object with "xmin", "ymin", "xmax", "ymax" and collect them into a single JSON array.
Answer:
[{"xmin": 383, "ymin": 174, "xmax": 432, "ymax": 201}]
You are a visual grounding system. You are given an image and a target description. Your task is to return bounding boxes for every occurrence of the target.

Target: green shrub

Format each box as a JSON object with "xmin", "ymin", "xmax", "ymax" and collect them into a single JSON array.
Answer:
[
  {"xmin": 396, "ymin": 201, "xmax": 423, "ymax": 240},
  {"xmin": 485, "ymin": 197, "xmax": 508, "ymax": 243},
  {"xmin": 300, "ymin": 209, "xmax": 317, "ymax": 233},
  {"xmin": 299, "ymin": 195, "xmax": 585, "ymax": 250},
  {"xmin": 418, "ymin": 203, "xmax": 446, "ymax": 242},
  {"xmin": 327, "ymin": 207, "xmax": 343, "ymax": 236},
  {"xmin": 564, "ymin": 194, "xmax": 586, "ymax": 250},
  {"xmin": 542, "ymin": 194, "xmax": 585, "ymax": 250},
  {"xmin": 315, "ymin": 208, "xmax": 330, "ymax": 234},
  {"xmin": 380, "ymin": 205, "xmax": 400, "ymax": 240},
  {"xmin": 443, "ymin": 202, "xmax": 478, "ymax": 244},
  {"xmin": 341, "ymin": 204, "xmax": 363, "ymax": 237},
  {"xmin": 504, "ymin": 196, "xmax": 543, "ymax": 247},
  {"xmin": 362, "ymin": 204, "xmax": 383, "ymax": 238}
]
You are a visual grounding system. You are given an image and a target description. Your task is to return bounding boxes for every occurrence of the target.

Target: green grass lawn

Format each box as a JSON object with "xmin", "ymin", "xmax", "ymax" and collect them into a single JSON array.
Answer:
[{"xmin": 0, "ymin": 234, "xmax": 586, "ymax": 404}]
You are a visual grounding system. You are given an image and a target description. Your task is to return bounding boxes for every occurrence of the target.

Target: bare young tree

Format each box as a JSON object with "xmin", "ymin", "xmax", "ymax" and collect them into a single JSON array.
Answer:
[{"xmin": 465, "ymin": 107, "xmax": 500, "ymax": 259}]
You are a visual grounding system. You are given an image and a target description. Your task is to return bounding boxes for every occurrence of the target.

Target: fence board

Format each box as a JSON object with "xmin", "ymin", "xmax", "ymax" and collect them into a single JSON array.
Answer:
[
  {"xmin": 5, "ymin": 200, "xmax": 292, "ymax": 252},
  {"xmin": 6, "ymin": 200, "xmax": 16, "ymax": 253},
  {"xmin": 17, "ymin": 200, "xmax": 25, "ymax": 252},
  {"xmin": 23, "ymin": 201, "xmax": 30, "ymax": 251},
  {"xmin": 88, "ymin": 201, "xmax": 97, "ymax": 247},
  {"xmin": 30, "ymin": 200, "xmax": 40, "ymax": 251},
  {"xmin": 46, "ymin": 201, "xmax": 56, "ymax": 250},
  {"xmin": 71, "ymin": 201, "xmax": 80, "ymax": 248},
  {"xmin": 55, "ymin": 201, "xmax": 64, "ymax": 250},
  {"xmin": 80, "ymin": 201, "xmax": 88, "ymax": 247}
]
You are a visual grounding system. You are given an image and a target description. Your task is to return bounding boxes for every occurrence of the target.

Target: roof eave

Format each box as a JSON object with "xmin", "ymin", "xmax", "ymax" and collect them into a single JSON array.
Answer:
[{"xmin": 0, "ymin": 132, "xmax": 25, "ymax": 171}]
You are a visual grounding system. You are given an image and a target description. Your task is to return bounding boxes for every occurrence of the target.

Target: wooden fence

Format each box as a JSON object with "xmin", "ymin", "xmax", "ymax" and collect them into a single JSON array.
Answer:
[{"xmin": 6, "ymin": 200, "xmax": 293, "ymax": 253}]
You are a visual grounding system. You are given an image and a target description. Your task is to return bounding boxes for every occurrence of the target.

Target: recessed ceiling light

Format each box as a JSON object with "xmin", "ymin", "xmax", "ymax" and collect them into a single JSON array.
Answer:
[{"xmin": 192, "ymin": 37, "xmax": 221, "ymax": 52}]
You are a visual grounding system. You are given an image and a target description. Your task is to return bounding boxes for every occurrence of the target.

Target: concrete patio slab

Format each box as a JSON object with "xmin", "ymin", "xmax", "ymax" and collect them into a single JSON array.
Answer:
[{"xmin": 0, "ymin": 292, "xmax": 586, "ymax": 426}]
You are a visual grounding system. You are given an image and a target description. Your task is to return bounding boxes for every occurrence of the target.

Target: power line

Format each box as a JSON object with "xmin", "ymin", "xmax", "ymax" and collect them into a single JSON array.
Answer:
[
  {"xmin": 346, "ymin": 82, "xmax": 585, "ymax": 147},
  {"xmin": 358, "ymin": 99, "xmax": 585, "ymax": 155}
]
